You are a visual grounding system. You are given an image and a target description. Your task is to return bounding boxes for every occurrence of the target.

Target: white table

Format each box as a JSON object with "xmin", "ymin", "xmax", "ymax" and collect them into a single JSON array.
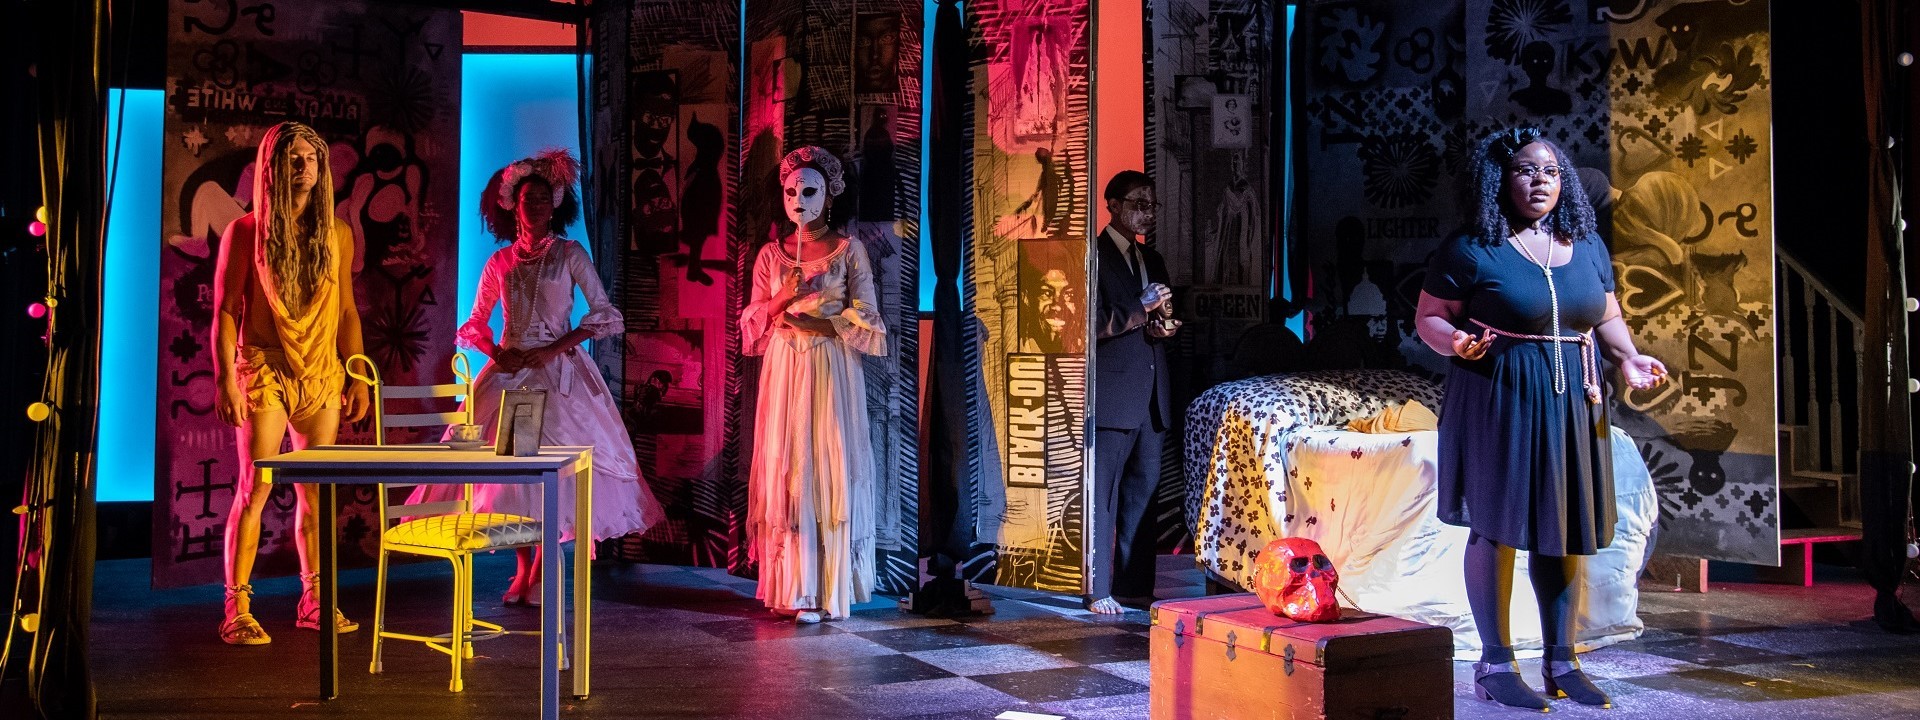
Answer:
[{"xmin": 253, "ymin": 445, "xmax": 593, "ymax": 720}]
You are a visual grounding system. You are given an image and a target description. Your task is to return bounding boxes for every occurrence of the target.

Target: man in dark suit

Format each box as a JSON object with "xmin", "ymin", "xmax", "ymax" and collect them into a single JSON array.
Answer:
[{"xmin": 1089, "ymin": 170, "xmax": 1179, "ymax": 614}]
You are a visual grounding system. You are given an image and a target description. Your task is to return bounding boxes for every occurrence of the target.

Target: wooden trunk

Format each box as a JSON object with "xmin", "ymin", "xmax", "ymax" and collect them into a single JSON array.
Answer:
[{"xmin": 1149, "ymin": 594, "xmax": 1454, "ymax": 720}]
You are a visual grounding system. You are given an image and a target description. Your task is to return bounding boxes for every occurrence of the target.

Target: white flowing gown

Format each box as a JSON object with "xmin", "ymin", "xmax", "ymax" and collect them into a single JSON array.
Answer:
[
  {"xmin": 413, "ymin": 238, "xmax": 664, "ymax": 543},
  {"xmin": 742, "ymin": 238, "xmax": 888, "ymax": 618}
]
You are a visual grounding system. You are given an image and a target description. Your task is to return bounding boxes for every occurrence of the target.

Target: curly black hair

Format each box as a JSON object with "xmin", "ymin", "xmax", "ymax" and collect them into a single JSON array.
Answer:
[
  {"xmin": 480, "ymin": 169, "xmax": 582, "ymax": 243},
  {"xmin": 1462, "ymin": 127, "xmax": 1597, "ymax": 245}
]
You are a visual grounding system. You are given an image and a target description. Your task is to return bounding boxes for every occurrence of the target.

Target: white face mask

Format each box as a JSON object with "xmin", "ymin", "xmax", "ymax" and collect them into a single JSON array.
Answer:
[{"xmin": 783, "ymin": 168, "xmax": 829, "ymax": 228}]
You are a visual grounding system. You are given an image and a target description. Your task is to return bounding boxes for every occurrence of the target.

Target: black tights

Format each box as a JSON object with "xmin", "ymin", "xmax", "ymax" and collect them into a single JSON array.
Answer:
[{"xmin": 1466, "ymin": 531, "xmax": 1580, "ymax": 665}]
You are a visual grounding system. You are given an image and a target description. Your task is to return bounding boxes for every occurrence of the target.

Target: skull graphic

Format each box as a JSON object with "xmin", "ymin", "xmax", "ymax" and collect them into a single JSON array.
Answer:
[{"xmin": 1253, "ymin": 537, "xmax": 1341, "ymax": 622}]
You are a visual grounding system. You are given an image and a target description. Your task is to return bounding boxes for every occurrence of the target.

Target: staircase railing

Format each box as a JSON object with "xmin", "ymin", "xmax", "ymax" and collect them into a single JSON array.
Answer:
[{"xmin": 1776, "ymin": 249, "xmax": 1863, "ymax": 527}]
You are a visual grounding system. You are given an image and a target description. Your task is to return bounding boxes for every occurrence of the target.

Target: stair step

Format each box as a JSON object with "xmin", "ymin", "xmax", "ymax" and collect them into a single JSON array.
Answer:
[
  {"xmin": 1789, "ymin": 470, "xmax": 1851, "ymax": 484},
  {"xmin": 1783, "ymin": 471, "xmax": 1852, "ymax": 491},
  {"xmin": 1780, "ymin": 526, "xmax": 1862, "ymax": 544},
  {"xmin": 1781, "ymin": 477, "xmax": 1840, "ymax": 490}
]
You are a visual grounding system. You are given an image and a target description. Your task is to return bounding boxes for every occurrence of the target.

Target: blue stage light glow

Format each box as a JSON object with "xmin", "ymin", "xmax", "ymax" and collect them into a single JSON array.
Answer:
[
  {"xmin": 459, "ymin": 54, "xmax": 592, "ymax": 373},
  {"xmin": 99, "ymin": 88, "xmax": 164, "ymax": 503}
]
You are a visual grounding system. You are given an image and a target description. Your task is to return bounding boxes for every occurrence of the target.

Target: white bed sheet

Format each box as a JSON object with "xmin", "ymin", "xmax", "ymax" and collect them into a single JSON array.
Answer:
[{"xmin": 1274, "ymin": 426, "xmax": 1656, "ymax": 658}]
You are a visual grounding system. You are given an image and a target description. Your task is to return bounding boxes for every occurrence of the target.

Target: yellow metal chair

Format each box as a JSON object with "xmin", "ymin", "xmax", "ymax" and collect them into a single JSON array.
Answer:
[{"xmin": 346, "ymin": 354, "xmax": 545, "ymax": 692}]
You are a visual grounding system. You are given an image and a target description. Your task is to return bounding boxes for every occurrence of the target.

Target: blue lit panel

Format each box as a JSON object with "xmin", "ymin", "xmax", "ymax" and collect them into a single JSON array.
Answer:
[
  {"xmin": 920, "ymin": 0, "xmax": 936, "ymax": 312},
  {"xmin": 459, "ymin": 54, "xmax": 591, "ymax": 372},
  {"xmin": 99, "ymin": 89, "xmax": 164, "ymax": 503}
]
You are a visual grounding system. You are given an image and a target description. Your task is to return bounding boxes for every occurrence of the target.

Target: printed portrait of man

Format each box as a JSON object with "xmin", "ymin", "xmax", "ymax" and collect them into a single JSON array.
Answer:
[
  {"xmin": 1018, "ymin": 240, "xmax": 1084, "ymax": 354},
  {"xmin": 855, "ymin": 13, "xmax": 902, "ymax": 94}
]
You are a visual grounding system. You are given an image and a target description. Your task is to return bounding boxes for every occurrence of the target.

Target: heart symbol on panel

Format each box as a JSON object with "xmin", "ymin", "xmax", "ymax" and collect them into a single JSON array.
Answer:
[{"xmin": 1616, "ymin": 263, "xmax": 1687, "ymax": 317}]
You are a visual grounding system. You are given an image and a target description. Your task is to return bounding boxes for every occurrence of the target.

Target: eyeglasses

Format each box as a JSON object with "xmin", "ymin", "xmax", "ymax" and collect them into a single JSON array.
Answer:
[
  {"xmin": 1119, "ymin": 198, "xmax": 1159, "ymax": 211},
  {"xmin": 1508, "ymin": 164, "xmax": 1565, "ymax": 180}
]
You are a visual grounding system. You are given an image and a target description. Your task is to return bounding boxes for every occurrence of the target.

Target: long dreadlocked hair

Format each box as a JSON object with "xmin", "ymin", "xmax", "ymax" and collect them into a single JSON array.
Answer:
[
  {"xmin": 253, "ymin": 121, "xmax": 335, "ymax": 316},
  {"xmin": 1463, "ymin": 126, "xmax": 1598, "ymax": 246}
]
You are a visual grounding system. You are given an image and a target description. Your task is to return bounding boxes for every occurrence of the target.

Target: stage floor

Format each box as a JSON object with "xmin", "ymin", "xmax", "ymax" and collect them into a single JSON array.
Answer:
[{"xmin": 93, "ymin": 554, "xmax": 1920, "ymax": 719}]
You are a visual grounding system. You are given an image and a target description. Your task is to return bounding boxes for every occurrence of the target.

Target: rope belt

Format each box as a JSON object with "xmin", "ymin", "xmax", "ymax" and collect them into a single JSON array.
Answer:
[{"xmin": 1474, "ymin": 320, "xmax": 1602, "ymax": 405}]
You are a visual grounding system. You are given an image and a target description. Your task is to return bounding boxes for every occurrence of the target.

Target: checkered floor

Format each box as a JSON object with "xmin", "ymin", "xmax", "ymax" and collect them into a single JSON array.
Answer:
[
  {"xmin": 89, "ymin": 553, "xmax": 1920, "ymax": 719},
  {"xmin": 617, "ymin": 558, "xmax": 1199, "ymax": 720}
]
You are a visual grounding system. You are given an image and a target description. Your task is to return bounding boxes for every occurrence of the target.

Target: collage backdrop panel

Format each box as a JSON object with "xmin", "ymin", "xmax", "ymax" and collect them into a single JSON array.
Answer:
[
  {"xmin": 155, "ymin": 0, "xmax": 463, "ymax": 588},
  {"xmin": 968, "ymin": 0, "xmax": 1095, "ymax": 593},
  {"xmin": 598, "ymin": 0, "xmax": 743, "ymax": 570},
  {"xmin": 1597, "ymin": 0, "xmax": 1777, "ymax": 565},
  {"xmin": 1147, "ymin": 0, "xmax": 1276, "ymax": 553},
  {"xmin": 602, "ymin": 0, "xmax": 926, "ymax": 593},
  {"xmin": 1295, "ymin": 0, "xmax": 1777, "ymax": 565}
]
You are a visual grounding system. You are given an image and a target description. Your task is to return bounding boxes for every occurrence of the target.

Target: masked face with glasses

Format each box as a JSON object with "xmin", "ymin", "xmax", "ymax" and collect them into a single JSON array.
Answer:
[
  {"xmin": 1109, "ymin": 188, "xmax": 1158, "ymax": 237},
  {"xmin": 1503, "ymin": 142, "xmax": 1564, "ymax": 225}
]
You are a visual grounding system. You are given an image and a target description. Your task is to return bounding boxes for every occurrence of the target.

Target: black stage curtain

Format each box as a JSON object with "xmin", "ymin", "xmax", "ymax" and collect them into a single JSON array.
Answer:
[
  {"xmin": 1858, "ymin": 0, "xmax": 1919, "ymax": 634},
  {"xmin": 923, "ymin": 0, "xmax": 978, "ymax": 583},
  {"xmin": 6, "ymin": 0, "xmax": 108, "ymax": 716}
]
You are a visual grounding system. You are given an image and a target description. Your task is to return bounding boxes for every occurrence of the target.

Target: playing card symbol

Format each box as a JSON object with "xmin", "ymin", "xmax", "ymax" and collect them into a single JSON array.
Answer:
[{"xmin": 1616, "ymin": 263, "xmax": 1686, "ymax": 316}]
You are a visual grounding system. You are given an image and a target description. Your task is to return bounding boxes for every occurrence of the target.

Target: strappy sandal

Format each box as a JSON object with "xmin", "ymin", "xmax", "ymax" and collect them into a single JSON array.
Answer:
[
  {"xmin": 220, "ymin": 585, "xmax": 271, "ymax": 646},
  {"xmin": 296, "ymin": 573, "xmax": 360, "ymax": 633}
]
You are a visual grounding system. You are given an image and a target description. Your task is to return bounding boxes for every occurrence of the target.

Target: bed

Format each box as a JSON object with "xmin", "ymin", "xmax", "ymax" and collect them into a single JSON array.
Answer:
[{"xmin": 1182, "ymin": 369, "xmax": 1656, "ymax": 658}]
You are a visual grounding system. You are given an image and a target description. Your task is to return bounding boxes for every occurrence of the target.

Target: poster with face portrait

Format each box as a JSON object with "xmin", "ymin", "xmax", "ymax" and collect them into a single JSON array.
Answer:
[
  {"xmin": 969, "ymin": 0, "xmax": 1093, "ymax": 593},
  {"xmin": 855, "ymin": 13, "xmax": 904, "ymax": 96},
  {"xmin": 154, "ymin": 0, "xmax": 462, "ymax": 588},
  {"xmin": 630, "ymin": 69, "xmax": 682, "ymax": 257},
  {"xmin": 1016, "ymin": 240, "xmax": 1085, "ymax": 355}
]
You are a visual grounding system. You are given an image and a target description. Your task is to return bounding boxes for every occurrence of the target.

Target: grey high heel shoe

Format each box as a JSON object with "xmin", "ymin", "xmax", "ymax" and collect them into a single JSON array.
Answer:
[
  {"xmin": 1474, "ymin": 661, "xmax": 1551, "ymax": 713},
  {"xmin": 1543, "ymin": 646, "xmax": 1612, "ymax": 708}
]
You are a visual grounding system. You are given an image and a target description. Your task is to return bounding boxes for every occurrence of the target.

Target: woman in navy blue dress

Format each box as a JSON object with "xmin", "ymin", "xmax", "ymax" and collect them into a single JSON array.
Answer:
[{"xmin": 1415, "ymin": 128, "xmax": 1669, "ymax": 711}]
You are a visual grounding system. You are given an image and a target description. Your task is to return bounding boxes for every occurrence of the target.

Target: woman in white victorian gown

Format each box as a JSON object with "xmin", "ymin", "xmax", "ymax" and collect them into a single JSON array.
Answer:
[
  {"xmin": 415, "ymin": 150, "xmax": 663, "ymax": 604},
  {"xmin": 743, "ymin": 147, "xmax": 888, "ymax": 623}
]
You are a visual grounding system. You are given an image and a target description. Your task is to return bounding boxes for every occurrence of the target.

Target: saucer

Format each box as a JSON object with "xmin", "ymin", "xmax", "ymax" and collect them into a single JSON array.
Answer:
[{"xmin": 444, "ymin": 440, "xmax": 489, "ymax": 451}]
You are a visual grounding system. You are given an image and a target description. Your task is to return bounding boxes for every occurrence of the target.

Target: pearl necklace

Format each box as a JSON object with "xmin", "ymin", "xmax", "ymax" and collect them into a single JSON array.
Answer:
[
  {"xmin": 508, "ymin": 235, "xmax": 557, "ymax": 341},
  {"xmin": 1510, "ymin": 228, "xmax": 1572, "ymax": 398}
]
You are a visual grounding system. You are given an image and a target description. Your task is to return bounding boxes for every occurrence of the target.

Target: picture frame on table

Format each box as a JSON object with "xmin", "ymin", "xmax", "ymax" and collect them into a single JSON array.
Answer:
[{"xmin": 496, "ymin": 388, "xmax": 547, "ymax": 457}]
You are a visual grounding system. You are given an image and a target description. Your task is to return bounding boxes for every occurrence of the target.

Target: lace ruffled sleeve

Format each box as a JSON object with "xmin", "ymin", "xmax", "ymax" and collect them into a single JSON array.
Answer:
[
  {"xmin": 739, "ymin": 244, "xmax": 781, "ymax": 356},
  {"xmin": 457, "ymin": 253, "xmax": 504, "ymax": 350},
  {"xmin": 831, "ymin": 240, "xmax": 889, "ymax": 357},
  {"xmin": 566, "ymin": 241, "xmax": 624, "ymax": 338}
]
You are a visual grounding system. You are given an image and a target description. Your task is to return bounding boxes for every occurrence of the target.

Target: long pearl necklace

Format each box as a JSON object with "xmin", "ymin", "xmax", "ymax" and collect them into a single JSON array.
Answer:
[
  {"xmin": 509, "ymin": 234, "xmax": 556, "ymax": 340},
  {"xmin": 1510, "ymin": 227, "xmax": 1571, "ymax": 397}
]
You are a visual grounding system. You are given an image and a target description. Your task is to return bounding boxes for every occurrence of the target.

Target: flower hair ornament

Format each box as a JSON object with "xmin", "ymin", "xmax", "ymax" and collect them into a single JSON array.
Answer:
[
  {"xmin": 779, "ymin": 146, "xmax": 846, "ymax": 197},
  {"xmin": 497, "ymin": 148, "xmax": 582, "ymax": 211}
]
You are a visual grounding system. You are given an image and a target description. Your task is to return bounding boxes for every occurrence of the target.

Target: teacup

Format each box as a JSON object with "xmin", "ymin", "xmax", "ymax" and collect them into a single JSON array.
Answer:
[{"xmin": 449, "ymin": 423, "xmax": 485, "ymax": 445}]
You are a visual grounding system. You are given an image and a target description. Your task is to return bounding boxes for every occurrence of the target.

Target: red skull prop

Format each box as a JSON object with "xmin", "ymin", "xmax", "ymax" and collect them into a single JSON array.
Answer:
[{"xmin": 1253, "ymin": 538, "xmax": 1341, "ymax": 622}]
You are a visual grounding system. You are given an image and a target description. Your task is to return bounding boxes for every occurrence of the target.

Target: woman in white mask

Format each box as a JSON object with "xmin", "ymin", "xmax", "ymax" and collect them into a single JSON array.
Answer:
[{"xmin": 741, "ymin": 146, "xmax": 888, "ymax": 623}]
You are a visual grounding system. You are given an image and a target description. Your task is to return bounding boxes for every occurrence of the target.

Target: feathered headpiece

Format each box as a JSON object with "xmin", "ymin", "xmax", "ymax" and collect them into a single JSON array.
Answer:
[
  {"xmin": 779, "ymin": 146, "xmax": 846, "ymax": 197},
  {"xmin": 497, "ymin": 148, "xmax": 582, "ymax": 210}
]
